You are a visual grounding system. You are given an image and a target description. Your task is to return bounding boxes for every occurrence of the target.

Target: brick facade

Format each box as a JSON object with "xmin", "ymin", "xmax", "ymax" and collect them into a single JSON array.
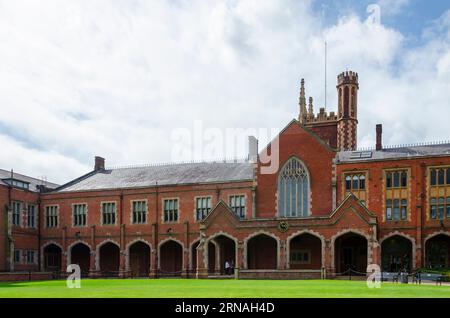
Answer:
[{"xmin": 2, "ymin": 70, "xmax": 450, "ymax": 279}]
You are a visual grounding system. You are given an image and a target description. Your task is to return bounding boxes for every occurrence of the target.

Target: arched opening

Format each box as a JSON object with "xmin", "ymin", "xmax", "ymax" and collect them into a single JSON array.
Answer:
[
  {"xmin": 159, "ymin": 240, "xmax": 183, "ymax": 277},
  {"xmin": 207, "ymin": 241, "xmax": 216, "ymax": 274},
  {"xmin": 43, "ymin": 244, "xmax": 62, "ymax": 272},
  {"xmin": 70, "ymin": 243, "xmax": 90, "ymax": 276},
  {"xmin": 208, "ymin": 235, "xmax": 236, "ymax": 275},
  {"xmin": 334, "ymin": 232, "xmax": 367, "ymax": 274},
  {"xmin": 191, "ymin": 241, "xmax": 200, "ymax": 275},
  {"xmin": 381, "ymin": 235, "xmax": 412, "ymax": 272},
  {"xmin": 129, "ymin": 241, "xmax": 150, "ymax": 277},
  {"xmin": 289, "ymin": 233, "xmax": 322, "ymax": 270},
  {"xmin": 99, "ymin": 242, "xmax": 120, "ymax": 275},
  {"xmin": 247, "ymin": 234, "xmax": 277, "ymax": 269},
  {"xmin": 426, "ymin": 234, "xmax": 450, "ymax": 269}
]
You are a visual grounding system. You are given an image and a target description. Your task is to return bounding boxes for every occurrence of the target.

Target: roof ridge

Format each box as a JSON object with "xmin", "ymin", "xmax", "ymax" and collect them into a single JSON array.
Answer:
[
  {"xmin": 355, "ymin": 140, "xmax": 450, "ymax": 152},
  {"xmin": 106, "ymin": 157, "xmax": 250, "ymax": 170}
]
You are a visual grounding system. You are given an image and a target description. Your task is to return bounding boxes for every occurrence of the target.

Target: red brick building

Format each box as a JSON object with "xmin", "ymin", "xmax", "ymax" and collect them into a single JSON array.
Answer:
[
  {"xmin": 2, "ymin": 70, "xmax": 450, "ymax": 279},
  {"xmin": 0, "ymin": 169, "xmax": 58, "ymax": 273}
]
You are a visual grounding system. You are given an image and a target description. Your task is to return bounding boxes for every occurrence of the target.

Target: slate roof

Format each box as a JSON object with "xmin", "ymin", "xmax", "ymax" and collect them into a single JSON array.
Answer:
[
  {"xmin": 0, "ymin": 168, "xmax": 59, "ymax": 192},
  {"xmin": 337, "ymin": 143, "xmax": 450, "ymax": 163},
  {"xmin": 55, "ymin": 161, "xmax": 255, "ymax": 193}
]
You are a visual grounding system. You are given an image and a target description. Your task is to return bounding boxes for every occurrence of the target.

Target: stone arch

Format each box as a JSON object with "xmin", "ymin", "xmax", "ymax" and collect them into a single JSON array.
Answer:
[
  {"xmin": 331, "ymin": 229, "xmax": 371, "ymax": 273},
  {"xmin": 41, "ymin": 241, "xmax": 63, "ymax": 272},
  {"xmin": 286, "ymin": 229, "xmax": 326, "ymax": 269},
  {"xmin": 424, "ymin": 231, "xmax": 450, "ymax": 269},
  {"xmin": 158, "ymin": 238, "xmax": 185, "ymax": 274},
  {"xmin": 67, "ymin": 240, "xmax": 92, "ymax": 265},
  {"xmin": 243, "ymin": 231, "xmax": 280, "ymax": 269},
  {"xmin": 205, "ymin": 231, "xmax": 238, "ymax": 274},
  {"xmin": 96, "ymin": 239, "xmax": 120, "ymax": 273},
  {"xmin": 380, "ymin": 231, "xmax": 416, "ymax": 270},
  {"xmin": 125, "ymin": 239, "xmax": 152, "ymax": 275},
  {"xmin": 67, "ymin": 240, "xmax": 92, "ymax": 274}
]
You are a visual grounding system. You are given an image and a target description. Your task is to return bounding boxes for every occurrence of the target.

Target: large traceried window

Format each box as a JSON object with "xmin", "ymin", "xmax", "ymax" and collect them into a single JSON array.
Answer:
[{"xmin": 278, "ymin": 157, "xmax": 310, "ymax": 217}]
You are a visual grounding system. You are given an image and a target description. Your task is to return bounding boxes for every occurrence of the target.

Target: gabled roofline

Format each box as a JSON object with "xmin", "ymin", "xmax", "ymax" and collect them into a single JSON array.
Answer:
[
  {"xmin": 201, "ymin": 199, "xmax": 240, "ymax": 225},
  {"xmin": 330, "ymin": 192, "xmax": 377, "ymax": 219},
  {"xmin": 258, "ymin": 118, "xmax": 337, "ymax": 158}
]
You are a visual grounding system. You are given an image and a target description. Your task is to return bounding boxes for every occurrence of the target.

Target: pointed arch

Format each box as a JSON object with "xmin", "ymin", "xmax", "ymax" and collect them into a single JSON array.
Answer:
[
  {"xmin": 243, "ymin": 231, "xmax": 280, "ymax": 269},
  {"xmin": 331, "ymin": 229, "xmax": 371, "ymax": 273},
  {"xmin": 277, "ymin": 156, "xmax": 311, "ymax": 217},
  {"xmin": 125, "ymin": 239, "xmax": 152, "ymax": 274},
  {"xmin": 286, "ymin": 230, "xmax": 325, "ymax": 269}
]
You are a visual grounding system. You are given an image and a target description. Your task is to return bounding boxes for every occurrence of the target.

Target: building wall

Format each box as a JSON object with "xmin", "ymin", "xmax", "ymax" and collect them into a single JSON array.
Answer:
[
  {"xmin": 0, "ymin": 184, "xmax": 40, "ymax": 272},
  {"xmin": 256, "ymin": 121, "xmax": 336, "ymax": 218},
  {"xmin": 0, "ymin": 186, "xmax": 8, "ymax": 271},
  {"xmin": 336, "ymin": 156, "xmax": 450, "ymax": 269}
]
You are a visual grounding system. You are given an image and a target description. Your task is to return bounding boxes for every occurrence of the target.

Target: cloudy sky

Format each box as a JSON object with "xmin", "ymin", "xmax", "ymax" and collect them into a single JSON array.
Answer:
[{"xmin": 0, "ymin": 0, "xmax": 449, "ymax": 184}]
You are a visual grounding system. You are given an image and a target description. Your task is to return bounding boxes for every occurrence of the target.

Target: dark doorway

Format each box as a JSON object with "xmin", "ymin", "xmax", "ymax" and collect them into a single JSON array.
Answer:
[
  {"xmin": 159, "ymin": 240, "xmax": 183, "ymax": 276},
  {"xmin": 289, "ymin": 233, "xmax": 322, "ymax": 270},
  {"xmin": 381, "ymin": 236, "xmax": 412, "ymax": 272},
  {"xmin": 426, "ymin": 234, "xmax": 450, "ymax": 269},
  {"xmin": 99, "ymin": 242, "xmax": 120, "ymax": 275},
  {"xmin": 129, "ymin": 241, "xmax": 150, "ymax": 277},
  {"xmin": 43, "ymin": 244, "xmax": 62, "ymax": 272},
  {"xmin": 335, "ymin": 232, "xmax": 368, "ymax": 274},
  {"xmin": 207, "ymin": 241, "xmax": 216, "ymax": 274},
  {"xmin": 70, "ymin": 243, "xmax": 90, "ymax": 276},
  {"xmin": 211, "ymin": 235, "xmax": 236, "ymax": 275},
  {"xmin": 247, "ymin": 234, "xmax": 278, "ymax": 269}
]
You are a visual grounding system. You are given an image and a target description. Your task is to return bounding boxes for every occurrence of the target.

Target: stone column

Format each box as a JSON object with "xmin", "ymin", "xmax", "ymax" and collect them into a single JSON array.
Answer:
[
  {"xmin": 196, "ymin": 237, "xmax": 208, "ymax": 279},
  {"xmin": 235, "ymin": 241, "xmax": 244, "ymax": 279},
  {"xmin": 119, "ymin": 250, "xmax": 127, "ymax": 278},
  {"xmin": 279, "ymin": 239, "xmax": 286, "ymax": 269},
  {"xmin": 88, "ymin": 251, "xmax": 98, "ymax": 278}
]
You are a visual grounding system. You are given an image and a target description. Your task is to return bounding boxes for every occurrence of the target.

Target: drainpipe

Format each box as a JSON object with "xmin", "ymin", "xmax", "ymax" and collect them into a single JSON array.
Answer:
[
  {"xmin": 7, "ymin": 169, "xmax": 13, "ymax": 271},
  {"xmin": 37, "ymin": 193, "xmax": 42, "ymax": 272}
]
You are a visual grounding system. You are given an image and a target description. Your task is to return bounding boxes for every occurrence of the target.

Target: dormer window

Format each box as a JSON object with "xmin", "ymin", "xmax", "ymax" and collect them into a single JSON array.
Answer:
[{"xmin": 2, "ymin": 178, "xmax": 30, "ymax": 190}]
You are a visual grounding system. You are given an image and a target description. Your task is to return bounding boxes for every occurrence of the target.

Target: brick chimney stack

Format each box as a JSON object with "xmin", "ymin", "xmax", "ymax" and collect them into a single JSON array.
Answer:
[
  {"xmin": 376, "ymin": 124, "xmax": 383, "ymax": 151},
  {"xmin": 94, "ymin": 156, "xmax": 105, "ymax": 171}
]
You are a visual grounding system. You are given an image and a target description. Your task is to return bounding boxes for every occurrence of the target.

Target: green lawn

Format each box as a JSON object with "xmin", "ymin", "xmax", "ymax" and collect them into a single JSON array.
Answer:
[{"xmin": 0, "ymin": 279, "xmax": 449, "ymax": 298}]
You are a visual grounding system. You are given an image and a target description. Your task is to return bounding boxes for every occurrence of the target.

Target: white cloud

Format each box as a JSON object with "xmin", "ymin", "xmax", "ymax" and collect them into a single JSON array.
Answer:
[
  {"xmin": 377, "ymin": 0, "xmax": 410, "ymax": 17},
  {"xmin": 0, "ymin": 0, "xmax": 449, "ymax": 184}
]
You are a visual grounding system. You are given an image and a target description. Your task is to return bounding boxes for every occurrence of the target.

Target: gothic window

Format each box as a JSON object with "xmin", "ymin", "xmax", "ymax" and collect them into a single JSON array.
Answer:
[{"xmin": 278, "ymin": 158, "xmax": 309, "ymax": 217}]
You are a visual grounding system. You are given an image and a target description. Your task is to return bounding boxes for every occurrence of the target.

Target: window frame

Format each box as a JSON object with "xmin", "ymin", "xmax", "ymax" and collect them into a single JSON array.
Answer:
[
  {"xmin": 229, "ymin": 194, "xmax": 246, "ymax": 219},
  {"xmin": 194, "ymin": 196, "xmax": 212, "ymax": 222},
  {"xmin": 101, "ymin": 201, "xmax": 117, "ymax": 226},
  {"xmin": 44, "ymin": 205, "xmax": 59, "ymax": 229},
  {"xmin": 72, "ymin": 203, "xmax": 88, "ymax": 227},
  {"xmin": 131, "ymin": 200, "xmax": 148, "ymax": 225},
  {"xmin": 162, "ymin": 198, "xmax": 179, "ymax": 224}
]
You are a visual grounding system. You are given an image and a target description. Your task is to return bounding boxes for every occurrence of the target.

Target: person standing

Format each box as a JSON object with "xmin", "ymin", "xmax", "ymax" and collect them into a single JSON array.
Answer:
[{"xmin": 224, "ymin": 260, "xmax": 230, "ymax": 275}]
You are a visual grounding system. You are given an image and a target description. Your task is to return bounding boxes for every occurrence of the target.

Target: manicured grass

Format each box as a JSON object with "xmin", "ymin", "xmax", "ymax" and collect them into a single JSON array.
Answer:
[{"xmin": 0, "ymin": 279, "xmax": 449, "ymax": 298}]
